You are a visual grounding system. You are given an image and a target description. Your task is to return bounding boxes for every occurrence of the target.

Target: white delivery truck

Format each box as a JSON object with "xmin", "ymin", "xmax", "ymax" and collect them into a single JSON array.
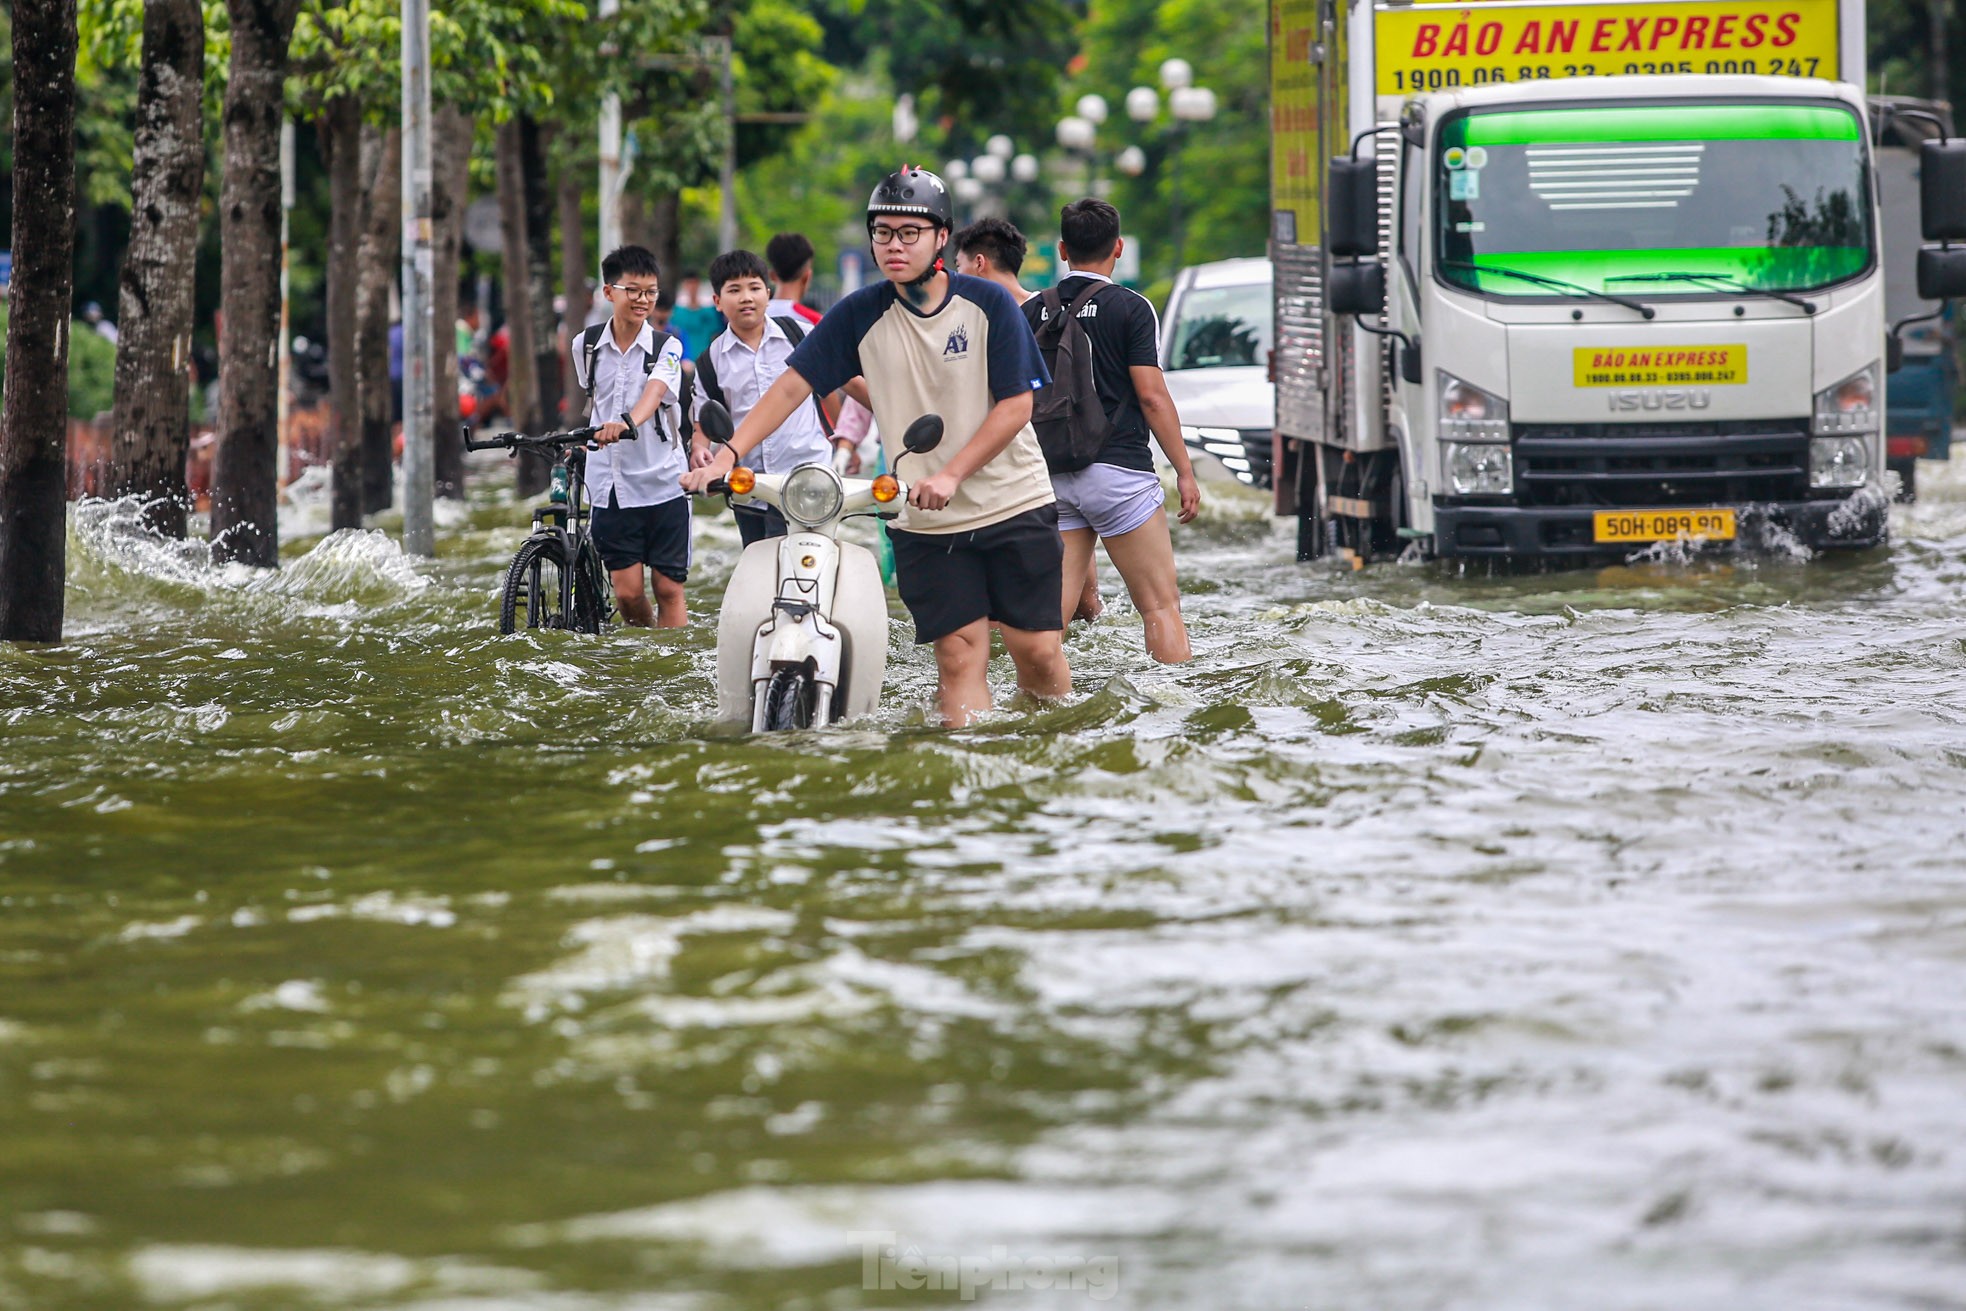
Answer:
[{"xmin": 1268, "ymin": 0, "xmax": 1966, "ymax": 563}]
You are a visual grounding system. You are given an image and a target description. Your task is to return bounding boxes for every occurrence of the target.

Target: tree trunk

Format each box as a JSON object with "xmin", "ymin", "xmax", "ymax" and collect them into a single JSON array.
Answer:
[
  {"xmin": 0, "ymin": 0, "xmax": 79, "ymax": 643},
  {"xmin": 648, "ymin": 191, "xmax": 682, "ymax": 299},
  {"xmin": 322, "ymin": 94, "xmax": 364, "ymax": 532},
  {"xmin": 211, "ymin": 0, "xmax": 300, "ymax": 567},
  {"xmin": 520, "ymin": 114, "xmax": 563, "ymax": 491},
  {"xmin": 432, "ymin": 107, "xmax": 472, "ymax": 499},
  {"xmin": 619, "ymin": 187, "xmax": 652, "ymax": 251},
  {"xmin": 1934, "ymin": 0, "xmax": 1952, "ymax": 104},
  {"xmin": 106, "ymin": 0, "xmax": 203, "ymax": 539},
  {"xmin": 495, "ymin": 117, "xmax": 546, "ymax": 493},
  {"xmin": 558, "ymin": 144, "xmax": 591, "ymax": 351},
  {"xmin": 356, "ymin": 124, "xmax": 401, "ymax": 515}
]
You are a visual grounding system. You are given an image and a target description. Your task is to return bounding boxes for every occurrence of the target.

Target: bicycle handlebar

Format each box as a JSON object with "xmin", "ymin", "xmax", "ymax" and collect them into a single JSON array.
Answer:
[{"xmin": 462, "ymin": 424, "xmax": 623, "ymax": 453}]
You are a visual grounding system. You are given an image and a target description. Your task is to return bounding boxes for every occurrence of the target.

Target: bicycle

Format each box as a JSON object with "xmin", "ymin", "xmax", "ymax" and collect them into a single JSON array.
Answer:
[{"xmin": 464, "ymin": 424, "xmax": 632, "ymax": 634}]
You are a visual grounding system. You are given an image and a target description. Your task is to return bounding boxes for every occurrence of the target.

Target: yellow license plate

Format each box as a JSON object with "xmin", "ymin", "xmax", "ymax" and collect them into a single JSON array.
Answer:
[{"xmin": 1593, "ymin": 508, "xmax": 1737, "ymax": 544}]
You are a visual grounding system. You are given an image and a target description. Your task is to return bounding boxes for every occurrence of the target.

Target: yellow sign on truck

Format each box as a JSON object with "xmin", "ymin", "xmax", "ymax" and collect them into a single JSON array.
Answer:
[{"xmin": 1374, "ymin": 0, "xmax": 1842, "ymax": 95}]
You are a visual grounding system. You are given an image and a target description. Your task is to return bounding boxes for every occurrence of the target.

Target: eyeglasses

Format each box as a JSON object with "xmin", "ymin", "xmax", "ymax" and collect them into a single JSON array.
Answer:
[
  {"xmin": 609, "ymin": 284, "xmax": 659, "ymax": 302},
  {"xmin": 870, "ymin": 224, "xmax": 933, "ymax": 247}
]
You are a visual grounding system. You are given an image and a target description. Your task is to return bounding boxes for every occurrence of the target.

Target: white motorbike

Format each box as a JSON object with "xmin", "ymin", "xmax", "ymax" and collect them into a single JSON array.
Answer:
[{"xmin": 695, "ymin": 401, "xmax": 944, "ymax": 730}]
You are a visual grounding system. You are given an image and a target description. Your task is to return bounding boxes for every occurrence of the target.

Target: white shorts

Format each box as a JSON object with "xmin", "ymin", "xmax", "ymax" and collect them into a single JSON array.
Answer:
[{"xmin": 1050, "ymin": 462, "xmax": 1165, "ymax": 538}]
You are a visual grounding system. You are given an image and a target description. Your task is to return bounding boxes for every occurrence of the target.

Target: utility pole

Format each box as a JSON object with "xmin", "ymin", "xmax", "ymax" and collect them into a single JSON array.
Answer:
[
  {"xmin": 598, "ymin": 0, "xmax": 623, "ymax": 260},
  {"xmin": 400, "ymin": 0, "xmax": 434, "ymax": 555}
]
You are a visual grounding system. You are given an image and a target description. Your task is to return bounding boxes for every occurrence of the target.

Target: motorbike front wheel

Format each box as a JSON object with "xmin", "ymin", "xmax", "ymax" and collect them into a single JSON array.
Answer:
[
  {"xmin": 499, "ymin": 536, "xmax": 573, "ymax": 633},
  {"xmin": 760, "ymin": 666, "xmax": 818, "ymax": 731}
]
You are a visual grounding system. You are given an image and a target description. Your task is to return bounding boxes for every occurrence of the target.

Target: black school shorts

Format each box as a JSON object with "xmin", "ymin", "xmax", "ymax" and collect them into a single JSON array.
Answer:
[
  {"xmin": 887, "ymin": 503, "xmax": 1065, "ymax": 644},
  {"xmin": 590, "ymin": 492, "xmax": 691, "ymax": 582}
]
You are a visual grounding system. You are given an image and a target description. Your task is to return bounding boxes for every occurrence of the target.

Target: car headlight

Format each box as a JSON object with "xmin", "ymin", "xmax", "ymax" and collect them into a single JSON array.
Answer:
[
  {"xmin": 1809, "ymin": 435, "xmax": 1870, "ymax": 489},
  {"xmin": 1438, "ymin": 371, "xmax": 1510, "ymax": 441},
  {"xmin": 780, "ymin": 465, "xmax": 845, "ymax": 527},
  {"xmin": 1444, "ymin": 441, "xmax": 1514, "ymax": 496},
  {"xmin": 1813, "ymin": 363, "xmax": 1878, "ymax": 436}
]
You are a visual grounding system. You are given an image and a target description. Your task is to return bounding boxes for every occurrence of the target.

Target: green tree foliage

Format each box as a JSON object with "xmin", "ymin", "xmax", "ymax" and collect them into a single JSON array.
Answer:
[
  {"xmin": 1066, "ymin": 0, "xmax": 1268, "ymax": 285},
  {"xmin": 813, "ymin": 0, "xmax": 1075, "ymax": 152},
  {"xmin": 734, "ymin": 73, "xmax": 897, "ymax": 256},
  {"xmin": 0, "ymin": 308, "xmax": 121, "ymax": 420},
  {"xmin": 1870, "ymin": 0, "xmax": 1959, "ymax": 105}
]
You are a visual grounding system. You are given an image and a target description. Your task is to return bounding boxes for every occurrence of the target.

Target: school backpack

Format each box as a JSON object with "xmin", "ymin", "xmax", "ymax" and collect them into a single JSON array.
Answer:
[
  {"xmin": 1030, "ymin": 282, "xmax": 1110, "ymax": 474},
  {"xmin": 687, "ymin": 316, "xmax": 835, "ymax": 439},
  {"xmin": 578, "ymin": 321, "xmax": 677, "ymax": 442}
]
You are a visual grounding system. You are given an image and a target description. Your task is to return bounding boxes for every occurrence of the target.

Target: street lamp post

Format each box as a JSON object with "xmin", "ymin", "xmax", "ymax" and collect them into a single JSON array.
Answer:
[
  {"xmin": 1055, "ymin": 114, "xmax": 1098, "ymax": 199},
  {"xmin": 1121, "ymin": 59, "xmax": 1217, "ymax": 274}
]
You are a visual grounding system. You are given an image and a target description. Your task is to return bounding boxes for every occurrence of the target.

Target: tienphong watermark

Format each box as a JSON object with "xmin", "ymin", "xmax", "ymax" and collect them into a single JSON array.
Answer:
[{"xmin": 855, "ymin": 1231, "xmax": 1120, "ymax": 1302}]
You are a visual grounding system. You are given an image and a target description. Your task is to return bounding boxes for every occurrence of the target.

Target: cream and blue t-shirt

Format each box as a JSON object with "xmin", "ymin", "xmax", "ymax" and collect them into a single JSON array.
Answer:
[{"xmin": 787, "ymin": 274, "xmax": 1053, "ymax": 534}]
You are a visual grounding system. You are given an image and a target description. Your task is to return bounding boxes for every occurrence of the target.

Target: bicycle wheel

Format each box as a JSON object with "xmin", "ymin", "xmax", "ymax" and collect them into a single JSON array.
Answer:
[
  {"xmin": 570, "ymin": 537, "xmax": 611, "ymax": 634},
  {"xmin": 499, "ymin": 536, "xmax": 573, "ymax": 633},
  {"xmin": 759, "ymin": 666, "xmax": 817, "ymax": 731}
]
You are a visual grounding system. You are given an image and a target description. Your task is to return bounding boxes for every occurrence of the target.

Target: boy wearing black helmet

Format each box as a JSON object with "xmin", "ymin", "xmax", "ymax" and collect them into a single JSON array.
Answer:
[{"xmin": 681, "ymin": 167, "xmax": 1068, "ymax": 727}]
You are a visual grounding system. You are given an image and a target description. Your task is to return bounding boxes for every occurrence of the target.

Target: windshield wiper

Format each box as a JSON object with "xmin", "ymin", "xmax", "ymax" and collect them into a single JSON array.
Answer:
[
  {"xmin": 1605, "ymin": 271, "xmax": 1817, "ymax": 314},
  {"xmin": 1439, "ymin": 260, "xmax": 1655, "ymax": 319}
]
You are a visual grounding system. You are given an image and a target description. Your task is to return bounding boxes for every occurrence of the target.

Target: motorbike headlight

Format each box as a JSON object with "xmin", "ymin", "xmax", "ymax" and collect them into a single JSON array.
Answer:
[
  {"xmin": 1812, "ymin": 363, "xmax": 1878, "ymax": 436},
  {"xmin": 1444, "ymin": 441, "xmax": 1514, "ymax": 496},
  {"xmin": 1438, "ymin": 371, "xmax": 1510, "ymax": 441},
  {"xmin": 780, "ymin": 465, "xmax": 845, "ymax": 527}
]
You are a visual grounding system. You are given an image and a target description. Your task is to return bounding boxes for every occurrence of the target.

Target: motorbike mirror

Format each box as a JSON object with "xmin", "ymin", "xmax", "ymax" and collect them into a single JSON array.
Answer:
[
  {"xmin": 699, "ymin": 401, "xmax": 735, "ymax": 444},
  {"xmin": 901, "ymin": 414, "xmax": 944, "ymax": 454}
]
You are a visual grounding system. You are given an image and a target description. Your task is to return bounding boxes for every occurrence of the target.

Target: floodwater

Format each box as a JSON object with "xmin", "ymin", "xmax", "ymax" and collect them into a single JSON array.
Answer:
[{"xmin": 4, "ymin": 455, "xmax": 1966, "ymax": 1311}]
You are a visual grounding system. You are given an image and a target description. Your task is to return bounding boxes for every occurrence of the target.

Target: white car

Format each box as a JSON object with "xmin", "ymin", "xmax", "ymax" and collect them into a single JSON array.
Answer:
[{"xmin": 1159, "ymin": 257, "xmax": 1273, "ymax": 488}]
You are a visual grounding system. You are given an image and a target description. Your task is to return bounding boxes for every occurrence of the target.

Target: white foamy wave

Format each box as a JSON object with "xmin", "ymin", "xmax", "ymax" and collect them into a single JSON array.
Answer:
[
  {"xmin": 260, "ymin": 529, "xmax": 432, "ymax": 606},
  {"xmin": 67, "ymin": 498, "xmax": 431, "ymax": 624}
]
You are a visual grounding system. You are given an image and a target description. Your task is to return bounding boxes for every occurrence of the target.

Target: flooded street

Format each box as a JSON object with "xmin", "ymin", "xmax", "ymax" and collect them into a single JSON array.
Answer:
[{"xmin": 4, "ymin": 459, "xmax": 1966, "ymax": 1310}]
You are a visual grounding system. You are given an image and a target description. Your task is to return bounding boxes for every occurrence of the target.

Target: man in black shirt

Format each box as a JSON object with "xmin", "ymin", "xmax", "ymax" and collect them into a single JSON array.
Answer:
[{"xmin": 1023, "ymin": 199, "xmax": 1201, "ymax": 663}]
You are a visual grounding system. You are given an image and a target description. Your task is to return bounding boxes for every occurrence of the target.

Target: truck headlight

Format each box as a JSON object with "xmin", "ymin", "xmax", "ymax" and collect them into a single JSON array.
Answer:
[
  {"xmin": 780, "ymin": 465, "xmax": 845, "ymax": 527},
  {"xmin": 1444, "ymin": 441, "xmax": 1514, "ymax": 496},
  {"xmin": 1809, "ymin": 435, "xmax": 1870, "ymax": 489},
  {"xmin": 1812, "ymin": 363, "xmax": 1878, "ymax": 436},
  {"xmin": 1438, "ymin": 371, "xmax": 1510, "ymax": 441}
]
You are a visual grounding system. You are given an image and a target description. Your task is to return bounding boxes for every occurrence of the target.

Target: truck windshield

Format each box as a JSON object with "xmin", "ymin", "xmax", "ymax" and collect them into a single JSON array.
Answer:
[
  {"xmin": 1435, "ymin": 102, "xmax": 1871, "ymax": 297},
  {"xmin": 1165, "ymin": 282, "xmax": 1272, "ymax": 370}
]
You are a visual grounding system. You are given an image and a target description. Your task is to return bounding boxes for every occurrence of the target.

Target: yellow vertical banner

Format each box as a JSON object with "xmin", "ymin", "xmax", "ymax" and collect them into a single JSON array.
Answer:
[{"xmin": 1271, "ymin": 0, "xmax": 1322, "ymax": 244}]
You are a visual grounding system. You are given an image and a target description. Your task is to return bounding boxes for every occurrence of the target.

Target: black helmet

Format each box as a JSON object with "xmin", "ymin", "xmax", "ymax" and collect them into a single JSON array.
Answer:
[{"xmin": 866, "ymin": 167, "xmax": 953, "ymax": 232}]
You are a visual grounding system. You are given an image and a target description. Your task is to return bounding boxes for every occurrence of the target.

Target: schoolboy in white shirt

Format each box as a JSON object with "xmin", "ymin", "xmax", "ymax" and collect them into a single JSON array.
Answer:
[
  {"xmin": 573, "ymin": 245, "xmax": 689, "ymax": 627},
  {"xmin": 686, "ymin": 249, "xmax": 849, "ymax": 544}
]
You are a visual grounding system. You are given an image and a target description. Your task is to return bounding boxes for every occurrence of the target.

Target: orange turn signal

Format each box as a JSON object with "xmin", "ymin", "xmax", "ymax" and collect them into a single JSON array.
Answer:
[
  {"xmin": 727, "ymin": 466, "xmax": 756, "ymax": 495},
  {"xmin": 871, "ymin": 474, "xmax": 900, "ymax": 503}
]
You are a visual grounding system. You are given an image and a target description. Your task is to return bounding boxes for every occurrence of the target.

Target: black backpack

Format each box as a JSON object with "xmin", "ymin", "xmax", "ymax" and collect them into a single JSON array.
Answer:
[
  {"xmin": 579, "ymin": 321, "xmax": 676, "ymax": 442},
  {"xmin": 1030, "ymin": 282, "xmax": 1110, "ymax": 474},
  {"xmin": 687, "ymin": 315, "xmax": 834, "ymax": 439}
]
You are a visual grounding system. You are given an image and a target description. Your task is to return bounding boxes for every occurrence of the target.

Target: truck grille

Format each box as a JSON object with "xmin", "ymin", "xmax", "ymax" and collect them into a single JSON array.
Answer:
[{"xmin": 1511, "ymin": 420, "xmax": 1812, "ymax": 507}]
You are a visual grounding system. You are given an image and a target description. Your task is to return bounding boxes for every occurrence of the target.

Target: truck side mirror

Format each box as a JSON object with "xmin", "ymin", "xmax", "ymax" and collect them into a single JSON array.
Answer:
[
  {"xmin": 1920, "ymin": 140, "xmax": 1966, "ymax": 241},
  {"xmin": 1887, "ymin": 333, "xmax": 1905, "ymax": 374},
  {"xmin": 1329, "ymin": 259, "xmax": 1385, "ymax": 317},
  {"xmin": 1327, "ymin": 156, "xmax": 1381, "ymax": 258},
  {"xmin": 1916, "ymin": 246, "xmax": 1966, "ymax": 300}
]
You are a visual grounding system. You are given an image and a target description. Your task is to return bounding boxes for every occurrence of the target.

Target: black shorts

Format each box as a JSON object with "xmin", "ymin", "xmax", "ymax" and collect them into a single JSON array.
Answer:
[
  {"xmin": 590, "ymin": 493, "xmax": 691, "ymax": 582},
  {"xmin": 732, "ymin": 501, "xmax": 788, "ymax": 547},
  {"xmin": 887, "ymin": 503, "xmax": 1065, "ymax": 644}
]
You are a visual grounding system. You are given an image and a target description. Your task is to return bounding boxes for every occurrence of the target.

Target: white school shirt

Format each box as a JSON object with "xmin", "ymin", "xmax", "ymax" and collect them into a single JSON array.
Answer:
[
  {"xmin": 692, "ymin": 319, "xmax": 833, "ymax": 475},
  {"xmin": 570, "ymin": 321, "xmax": 686, "ymax": 508}
]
